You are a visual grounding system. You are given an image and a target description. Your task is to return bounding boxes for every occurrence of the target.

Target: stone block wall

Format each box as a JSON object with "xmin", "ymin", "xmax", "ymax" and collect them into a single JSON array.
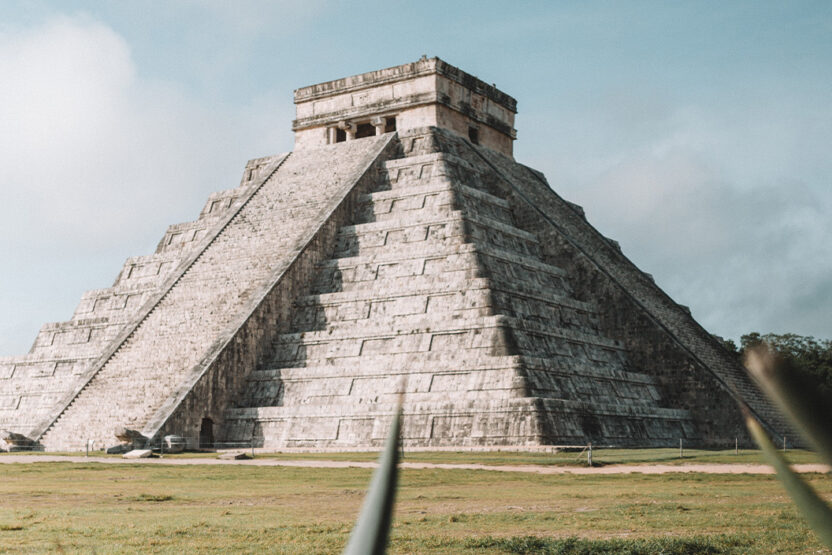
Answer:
[
  {"xmin": 36, "ymin": 137, "xmax": 393, "ymax": 451},
  {"xmin": 455, "ymin": 130, "xmax": 789, "ymax": 445},
  {"xmin": 222, "ymin": 128, "xmax": 698, "ymax": 449},
  {"xmin": 0, "ymin": 156, "xmax": 280, "ymax": 439},
  {"xmin": 3, "ymin": 123, "xmax": 783, "ymax": 451}
]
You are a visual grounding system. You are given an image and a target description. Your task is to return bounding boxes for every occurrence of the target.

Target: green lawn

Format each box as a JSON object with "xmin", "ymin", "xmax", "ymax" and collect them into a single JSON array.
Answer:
[{"xmin": 0, "ymin": 461, "xmax": 829, "ymax": 553}]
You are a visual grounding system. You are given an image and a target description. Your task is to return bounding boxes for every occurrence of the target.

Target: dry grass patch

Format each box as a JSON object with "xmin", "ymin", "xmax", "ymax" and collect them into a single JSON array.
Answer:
[{"xmin": 0, "ymin": 462, "xmax": 828, "ymax": 553}]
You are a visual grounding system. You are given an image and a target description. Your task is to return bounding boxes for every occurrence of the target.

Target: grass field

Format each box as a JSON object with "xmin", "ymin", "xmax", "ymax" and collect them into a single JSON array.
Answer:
[
  {"xmin": 5, "ymin": 447, "xmax": 823, "ymax": 466},
  {"xmin": 0, "ymin": 454, "xmax": 830, "ymax": 553}
]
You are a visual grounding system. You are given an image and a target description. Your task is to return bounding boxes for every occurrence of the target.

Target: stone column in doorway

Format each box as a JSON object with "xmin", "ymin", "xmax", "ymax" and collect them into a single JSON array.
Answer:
[
  {"xmin": 338, "ymin": 121, "xmax": 356, "ymax": 141},
  {"xmin": 372, "ymin": 116, "xmax": 386, "ymax": 136}
]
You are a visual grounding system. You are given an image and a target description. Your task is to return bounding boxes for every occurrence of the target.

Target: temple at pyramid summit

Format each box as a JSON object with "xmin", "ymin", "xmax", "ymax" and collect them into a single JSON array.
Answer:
[{"xmin": 0, "ymin": 57, "xmax": 789, "ymax": 452}]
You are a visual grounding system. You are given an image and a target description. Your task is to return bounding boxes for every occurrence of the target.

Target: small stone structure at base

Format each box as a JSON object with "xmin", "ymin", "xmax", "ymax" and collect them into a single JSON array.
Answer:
[{"xmin": 0, "ymin": 58, "xmax": 788, "ymax": 452}]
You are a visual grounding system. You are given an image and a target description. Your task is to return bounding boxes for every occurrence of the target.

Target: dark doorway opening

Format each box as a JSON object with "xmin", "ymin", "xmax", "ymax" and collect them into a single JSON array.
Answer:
[
  {"xmin": 468, "ymin": 126, "xmax": 479, "ymax": 145},
  {"xmin": 385, "ymin": 117, "xmax": 397, "ymax": 133},
  {"xmin": 199, "ymin": 417, "xmax": 214, "ymax": 448},
  {"xmin": 335, "ymin": 128, "xmax": 347, "ymax": 143},
  {"xmin": 355, "ymin": 122, "xmax": 376, "ymax": 139}
]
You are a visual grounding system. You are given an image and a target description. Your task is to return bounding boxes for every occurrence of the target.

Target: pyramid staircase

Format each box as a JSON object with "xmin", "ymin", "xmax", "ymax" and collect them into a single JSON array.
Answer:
[
  {"xmin": 0, "ymin": 152, "xmax": 281, "ymax": 438},
  {"xmin": 32, "ymin": 135, "xmax": 396, "ymax": 451},
  {"xmin": 223, "ymin": 132, "xmax": 693, "ymax": 448},
  {"xmin": 1, "ymin": 126, "xmax": 787, "ymax": 451}
]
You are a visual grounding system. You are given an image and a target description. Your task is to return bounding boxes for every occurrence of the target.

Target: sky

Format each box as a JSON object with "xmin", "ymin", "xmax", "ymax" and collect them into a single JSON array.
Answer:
[{"xmin": 0, "ymin": 1, "xmax": 830, "ymax": 356}]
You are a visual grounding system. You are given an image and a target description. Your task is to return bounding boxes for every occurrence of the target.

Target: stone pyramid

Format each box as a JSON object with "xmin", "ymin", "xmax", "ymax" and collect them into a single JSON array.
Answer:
[{"xmin": 0, "ymin": 58, "xmax": 787, "ymax": 452}]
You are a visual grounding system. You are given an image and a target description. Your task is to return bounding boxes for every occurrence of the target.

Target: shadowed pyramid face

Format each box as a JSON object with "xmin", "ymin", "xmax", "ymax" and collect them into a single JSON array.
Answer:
[{"xmin": 0, "ymin": 60, "xmax": 788, "ymax": 453}]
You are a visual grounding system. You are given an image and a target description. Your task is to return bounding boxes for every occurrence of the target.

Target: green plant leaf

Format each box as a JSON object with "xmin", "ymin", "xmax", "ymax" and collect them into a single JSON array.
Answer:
[
  {"xmin": 745, "ymin": 345, "xmax": 832, "ymax": 466},
  {"xmin": 745, "ymin": 412, "xmax": 832, "ymax": 548},
  {"xmin": 342, "ymin": 407, "xmax": 401, "ymax": 555}
]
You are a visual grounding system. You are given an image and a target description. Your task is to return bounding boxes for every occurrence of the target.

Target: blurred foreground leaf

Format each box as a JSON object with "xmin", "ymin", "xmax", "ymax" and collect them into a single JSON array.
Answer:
[
  {"xmin": 745, "ymin": 345, "xmax": 832, "ymax": 466},
  {"xmin": 745, "ymin": 407, "xmax": 832, "ymax": 547},
  {"xmin": 342, "ymin": 407, "xmax": 401, "ymax": 555}
]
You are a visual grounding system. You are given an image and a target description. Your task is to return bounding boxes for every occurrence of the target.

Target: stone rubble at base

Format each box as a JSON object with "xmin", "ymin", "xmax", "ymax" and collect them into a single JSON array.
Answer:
[{"xmin": 0, "ymin": 58, "xmax": 788, "ymax": 452}]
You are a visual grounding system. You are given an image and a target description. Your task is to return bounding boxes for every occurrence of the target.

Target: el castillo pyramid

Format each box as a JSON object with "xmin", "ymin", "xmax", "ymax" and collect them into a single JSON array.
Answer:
[{"xmin": 0, "ymin": 57, "xmax": 788, "ymax": 452}]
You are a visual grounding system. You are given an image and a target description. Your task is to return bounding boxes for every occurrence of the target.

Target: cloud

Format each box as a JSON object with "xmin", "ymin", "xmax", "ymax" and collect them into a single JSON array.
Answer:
[
  {"xmin": 551, "ymin": 99, "xmax": 832, "ymax": 341},
  {"xmin": 0, "ymin": 15, "xmax": 294, "ymax": 355}
]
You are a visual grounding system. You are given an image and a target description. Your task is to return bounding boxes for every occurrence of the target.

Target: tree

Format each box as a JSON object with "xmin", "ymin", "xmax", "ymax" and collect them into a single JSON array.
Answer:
[{"xmin": 735, "ymin": 333, "xmax": 832, "ymax": 420}]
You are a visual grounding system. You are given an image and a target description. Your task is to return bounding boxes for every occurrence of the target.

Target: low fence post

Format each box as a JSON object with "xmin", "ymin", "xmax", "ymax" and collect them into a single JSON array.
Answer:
[
  {"xmin": 735, "ymin": 437, "xmax": 738, "ymax": 455},
  {"xmin": 679, "ymin": 438, "xmax": 683, "ymax": 459},
  {"xmin": 587, "ymin": 442, "xmax": 592, "ymax": 467}
]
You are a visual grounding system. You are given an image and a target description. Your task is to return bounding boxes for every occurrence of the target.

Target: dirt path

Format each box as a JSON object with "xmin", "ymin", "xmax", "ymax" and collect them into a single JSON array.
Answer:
[{"xmin": 0, "ymin": 455, "xmax": 828, "ymax": 475}]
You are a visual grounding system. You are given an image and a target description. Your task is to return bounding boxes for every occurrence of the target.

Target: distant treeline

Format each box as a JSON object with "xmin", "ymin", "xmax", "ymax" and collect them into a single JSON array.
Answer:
[{"xmin": 720, "ymin": 333, "xmax": 832, "ymax": 411}]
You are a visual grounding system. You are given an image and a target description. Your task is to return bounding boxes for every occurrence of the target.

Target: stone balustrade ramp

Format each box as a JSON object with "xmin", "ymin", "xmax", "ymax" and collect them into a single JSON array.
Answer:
[
  {"xmin": 0, "ymin": 156, "xmax": 282, "ymax": 439},
  {"xmin": 33, "ymin": 134, "xmax": 395, "ymax": 451}
]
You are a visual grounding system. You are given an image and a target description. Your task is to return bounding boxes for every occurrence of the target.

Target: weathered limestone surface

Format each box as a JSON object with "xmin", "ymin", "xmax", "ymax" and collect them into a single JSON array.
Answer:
[
  {"xmin": 221, "ymin": 128, "xmax": 705, "ymax": 448},
  {"xmin": 0, "ymin": 156, "xmax": 278, "ymax": 439},
  {"xmin": 460, "ymin": 131, "xmax": 789, "ymax": 441},
  {"xmin": 1, "ymin": 58, "xmax": 787, "ymax": 451},
  {"xmin": 293, "ymin": 57, "xmax": 516, "ymax": 156},
  {"xmin": 35, "ymin": 135, "xmax": 394, "ymax": 450}
]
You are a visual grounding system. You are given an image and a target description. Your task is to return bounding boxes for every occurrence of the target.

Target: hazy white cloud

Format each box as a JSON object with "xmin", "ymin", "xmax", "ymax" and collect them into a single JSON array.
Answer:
[
  {"xmin": 542, "ymin": 97, "xmax": 832, "ymax": 341},
  {"xmin": 0, "ymin": 15, "xmax": 293, "ymax": 354},
  {"xmin": 0, "ymin": 5, "xmax": 829, "ymax": 356},
  {"xmin": 0, "ymin": 16, "xmax": 293, "ymax": 250}
]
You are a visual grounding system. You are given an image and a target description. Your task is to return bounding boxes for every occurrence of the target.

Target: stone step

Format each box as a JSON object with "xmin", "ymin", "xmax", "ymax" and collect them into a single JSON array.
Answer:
[
  {"xmin": 302, "ymin": 274, "xmax": 593, "ymax": 325},
  {"xmin": 260, "ymin": 350, "xmax": 520, "ymax": 372},
  {"xmin": 289, "ymin": 284, "xmax": 608, "ymax": 342},
  {"xmin": 229, "ymin": 398, "xmax": 693, "ymax": 424},
  {"xmin": 306, "ymin": 263, "xmax": 599, "ymax": 340},
  {"xmin": 271, "ymin": 316, "xmax": 508, "ymax": 365},
  {"xmin": 223, "ymin": 396, "xmax": 694, "ymax": 449},
  {"xmin": 275, "ymin": 313, "xmax": 503, "ymax": 345},
  {"xmin": 253, "ymin": 354, "xmax": 520, "ymax": 380},
  {"xmin": 501, "ymin": 316, "xmax": 627, "ymax": 364},
  {"xmin": 380, "ymin": 152, "xmax": 504, "ymax": 197},
  {"xmin": 310, "ymin": 244, "xmax": 481, "ymax": 294},
  {"xmin": 71, "ymin": 282, "xmax": 159, "ymax": 321},
  {"xmin": 380, "ymin": 152, "xmax": 455, "ymax": 185},
  {"xmin": 299, "ymin": 276, "xmax": 492, "ymax": 306},
  {"xmin": 38, "ymin": 137, "xmax": 390, "ymax": 452},
  {"xmin": 241, "ymin": 383, "xmax": 524, "ymax": 410},
  {"xmin": 317, "ymin": 241, "xmax": 478, "ymax": 273},
  {"xmin": 238, "ymin": 356, "xmax": 523, "ymax": 408},
  {"xmin": 519, "ymin": 356, "xmax": 658, "ymax": 384},
  {"xmin": 487, "ymin": 287, "xmax": 601, "ymax": 333},
  {"xmin": 339, "ymin": 207, "xmax": 538, "ymax": 252},
  {"xmin": 355, "ymin": 182, "xmax": 456, "ymax": 223},
  {"xmin": 332, "ymin": 212, "xmax": 468, "ymax": 259},
  {"xmin": 356, "ymin": 181, "xmax": 513, "ymax": 226},
  {"xmin": 28, "ymin": 319, "xmax": 122, "ymax": 355},
  {"xmin": 311, "ymin": 242, "xmax": 570, "ymax": 297},
  {"xmin": 519, "ymin": 357, "xmax": 664, "ymax": 406},
  {"xmin": 154, "ymin": 218, "xmax": 216, "ymax": 255},
  {"xmin": 464, "ymin": 216, "xmax": 541, "ymax": 259},
  {"xmin": 456, "ymin": 184, "xmax": 515, "ymax": 226},
  {"xmin": 225, "ymin": 398, "xmax": 542, "ymax": 448},
  {"xmin": 336, "ymin": 209, "xmax": 539, "ymax": 257},
  {"xmin": 290, "ymin": 278, "xmax": 493, "ymax": 330},
  {"xmin": 113, "ymin": 251, "xmax": 183, "ymax": 287},
  {"xmin": 269, "ymin": 316, "xmax": 631, "ymax": 377},
  {"xmin": 313, "ymin": 266, "xmax": 482, "ymax": 296}
]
